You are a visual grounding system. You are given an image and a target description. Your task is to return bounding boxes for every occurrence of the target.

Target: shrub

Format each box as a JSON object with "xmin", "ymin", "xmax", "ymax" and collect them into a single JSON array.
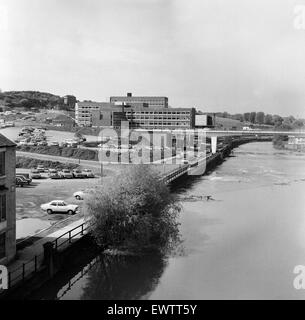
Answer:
[{"xmin": 85, "ymin": 164, "xmax": 181, "ymax": 253}]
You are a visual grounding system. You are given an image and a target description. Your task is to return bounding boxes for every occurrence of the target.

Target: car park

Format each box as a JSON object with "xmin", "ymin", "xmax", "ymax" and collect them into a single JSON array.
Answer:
[{"xmin": 40, "ymin": 200, "xmax": 79, "ymax": 215}]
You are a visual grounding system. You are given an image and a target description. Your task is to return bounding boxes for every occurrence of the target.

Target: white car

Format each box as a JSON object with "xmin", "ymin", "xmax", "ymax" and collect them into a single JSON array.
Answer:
[
  {"xmin": 82, "ymin": 169, "xmax": 94, "ymax": 178},
  {"xmin": 40, "ymin": 200, "xmax": 79, "ymax": 215},
  {"xmin": 73, "ymin": 191, "xmax": 86, "ymax": 200}
]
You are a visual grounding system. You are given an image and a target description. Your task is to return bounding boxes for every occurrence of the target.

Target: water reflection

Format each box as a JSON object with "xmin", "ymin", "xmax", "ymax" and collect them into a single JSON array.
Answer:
[{"xmin": 79, "ymin": 253, "xmax": 166, "ymax": 300}]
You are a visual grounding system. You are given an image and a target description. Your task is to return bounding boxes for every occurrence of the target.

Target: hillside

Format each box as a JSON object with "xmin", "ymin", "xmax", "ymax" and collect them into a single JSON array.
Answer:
[{"xmin": 0, "ymin": 90, "xmax": 67, "ymax": 110}]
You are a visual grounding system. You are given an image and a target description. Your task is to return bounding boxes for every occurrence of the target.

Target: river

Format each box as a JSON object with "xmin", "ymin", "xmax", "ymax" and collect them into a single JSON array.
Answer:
[{"xmin": 29, "ymin": 142, "xmax": 305, "ymax": 300}]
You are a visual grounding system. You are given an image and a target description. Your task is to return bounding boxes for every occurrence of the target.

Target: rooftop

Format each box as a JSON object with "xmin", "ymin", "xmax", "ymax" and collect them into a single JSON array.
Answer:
[{"xmin": 0, "ymin": 133, "xmax": 16, "ymax": 148}]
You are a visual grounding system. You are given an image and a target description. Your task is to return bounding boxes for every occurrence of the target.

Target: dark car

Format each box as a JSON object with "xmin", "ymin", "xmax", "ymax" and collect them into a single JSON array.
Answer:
[
  {"xmin": 16, "ymin": 177, "xmax": 27, "ymax": 187},
  {"xmin": 16, "ymin": 174, "xmax": 32, "ymax": 185}
]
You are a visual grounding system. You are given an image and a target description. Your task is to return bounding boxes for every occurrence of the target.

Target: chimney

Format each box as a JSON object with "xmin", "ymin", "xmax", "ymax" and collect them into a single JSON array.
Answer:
[{"xmin": 127, "ymin": 92, "xmax": 132, "ymax": 97}]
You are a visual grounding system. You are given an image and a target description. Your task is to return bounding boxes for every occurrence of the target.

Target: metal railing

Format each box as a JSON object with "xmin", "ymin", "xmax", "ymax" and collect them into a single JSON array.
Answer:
[
  {"xmin": 1, "ymin": 222, "xmax": 89, "ymax": 295},
  {"xmin": 7, "ymin": 252, "xmax": 45, "ymax": 290},
  {"xmin": 52, "ymin": 222, "xmax": 89, "ymax": 250}
]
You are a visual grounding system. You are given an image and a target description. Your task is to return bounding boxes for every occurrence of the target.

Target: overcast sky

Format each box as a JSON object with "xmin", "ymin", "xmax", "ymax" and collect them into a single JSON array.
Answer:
[{"xmin": 1, "ymin": 0, "xmax": 305, "ymax": 117}]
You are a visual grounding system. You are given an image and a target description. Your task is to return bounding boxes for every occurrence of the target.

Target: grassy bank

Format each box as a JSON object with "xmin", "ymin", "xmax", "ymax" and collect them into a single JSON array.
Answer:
[
  {"xmin": 16, "ymin": 156, "xmax": 80, "ymax": 170},
  {"xmin": 17, "ymin": 145, "xmax": 98, "ymax": 161}
]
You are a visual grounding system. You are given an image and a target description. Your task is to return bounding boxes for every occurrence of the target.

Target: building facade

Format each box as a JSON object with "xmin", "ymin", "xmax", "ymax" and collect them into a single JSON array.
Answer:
[
  {"xmin": 75, "ymin": 101, "xmax": 113, "ymax": 126},
  {"xmin": 0, "ymin": 135, "xmax": 16, "ymax": 265},
  {"xmin": 92, "ymin": 105, "xmax": 196, "ymax": 130},
  {"xmin": 110, "ymin": 93, "xmax": 168, "ymax": 109}
]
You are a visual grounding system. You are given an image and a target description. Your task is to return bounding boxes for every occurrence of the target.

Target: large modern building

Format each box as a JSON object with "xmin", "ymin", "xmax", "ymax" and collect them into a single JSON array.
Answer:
[
  {"xmin": 110, "ymin": 93, "xmax": 168, "ymax": 108},
  {"xmin": 76, "ymin": 94, "xmax": 197, "ymax": 129},
  {"xmin": 0, "ymin": 135, "xmax": 16, "ymax": 265},
  {"xmin": 91, "ymin": 105, "xmax": 196, "ymax": 130}
]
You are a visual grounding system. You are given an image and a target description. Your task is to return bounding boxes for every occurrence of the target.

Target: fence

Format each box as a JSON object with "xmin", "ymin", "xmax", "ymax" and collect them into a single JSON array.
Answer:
[{"xmin": 1, "ymin": 222, "xmax": 88, "ymax": 294}]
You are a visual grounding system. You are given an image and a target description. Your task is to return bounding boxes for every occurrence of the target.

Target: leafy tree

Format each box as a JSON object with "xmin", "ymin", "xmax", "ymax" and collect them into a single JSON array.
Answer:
[
  {"xmin": 243, "ymin": 112, "xmax": 251, "ymax": 122},
  {"xmin": 264, "ymin": 114, "xmax": 273, "ymax": 125},
  {"xmin": 85, "ymin": 164, "xmax": 181, "ymax": 253},
  {"xmin": 292, "ymin": 119, "xmax": 304, "ymax": 128},
  {"xmin": 250, "ymin": 112, "xmax": 256, "ymax": 123},
  {"xmin": 255, "ymin": 112, "xmax": 265, "ymax": 124},
  {"xmin": 273, "ymin": 115, "xmax": 283, "ymax": 127}
]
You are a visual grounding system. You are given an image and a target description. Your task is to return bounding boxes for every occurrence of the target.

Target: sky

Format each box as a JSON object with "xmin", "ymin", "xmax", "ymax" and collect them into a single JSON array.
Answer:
[{"xmin": 1, "ymin": 0, "xmax": 305, "ymax": 117}]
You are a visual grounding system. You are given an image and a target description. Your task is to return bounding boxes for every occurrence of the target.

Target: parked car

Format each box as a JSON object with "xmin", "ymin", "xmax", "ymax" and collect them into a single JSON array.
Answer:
[
  {"xmin": 59, "ymin": 169, "xmax": 73, "ymax": 179},
  {"xmin": 15, "ymin": 177, "xmax": 27, "ymax": 187},
  {"xmin": 72, "ymin": 169, "xmax": 85, "ymax": 178},
  {"xmin": 73, "ymin": 190, "xmax": 86, "ymax": 200},
  {"xmin": 48, "ymin": 169, "xmax": 62, "ymax": 179},
  {"xmin": 16, "ymin": 174, "xmax": 32, "ymax": 185},
  {"xmin": 37, "ymin": 141, "xmax": 48, "ymax": 146},
  {"xmin": 82, "ymin": 169, "xmax": 94, "ymax": 178},
  {"xmin": 30, "ymin": 169, "xmax": 42, "ymax": 179},
  {"xmin": 49, "ymin": 141, "xmax": 59, "ymax": 146},
  {"xmin": 73, "ymin": 189, "xmax": 94, "ymax": 200},
  {"xmin": 40, "ymin": 200, "xmax": 79, "ymax": 215},
  {"xmin": 36, "ymin": 165, "xmax": 46, "ymax": 173}
]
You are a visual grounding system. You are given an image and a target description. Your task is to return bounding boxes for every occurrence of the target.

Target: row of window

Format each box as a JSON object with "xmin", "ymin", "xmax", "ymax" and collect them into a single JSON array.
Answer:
[
  {"xmin": 135, "ymin": 122, "xmax": 190, "ymax": 127},
  {"xmin": 128, "ymin": 117, "xmax": 190, "ymax": 121},
  {"xmin": 126, "ymin": 111, "xmax": 190, "ymax": 115}
]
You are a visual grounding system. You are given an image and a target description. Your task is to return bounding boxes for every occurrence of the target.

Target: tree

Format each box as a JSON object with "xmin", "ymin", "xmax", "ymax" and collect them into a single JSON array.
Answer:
[
  {"xmin": 255, "ymin": 112, "xmax": 265, "ymax": 124},
  {"xmin": 292, "ymin": 119, "xmax": 304, "ymax": 128},
  {"xmin": 243, "ymin": 113, "xmax": 251, "ymax": 122},
  {"xmin": 85, "ymin": 164, "xmax": 181, "ymax": 253},
  {"xmin": 273, "ymin": 115, "xmax": 283, "ymax": 127},
  {"xmin": 250, "ymin": 112, "xmax": 256, "ymax": 123},
  {"xmin": 264, "ymin": 114, "xmax": 273, "ymax": 125}
]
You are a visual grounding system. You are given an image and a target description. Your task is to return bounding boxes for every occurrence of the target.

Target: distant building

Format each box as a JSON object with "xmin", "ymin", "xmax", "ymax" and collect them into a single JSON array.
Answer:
[
  {"xmin": 195, "ymin": 114, "xmax": 214, "ymax": 128},
  {"xmin": 92, "ymin": 105, "xmax": 196, "ymax": 130},
  {"xmin": 0, "ymin": 135, "xmax": 16, "ymax": 265},
  {"xmin": 110, "ymin": 93, "xmax": 168, "ymax": 109},
  {"xmin": 63, "ymin": 95, "xmax": 76, "ymax": 109},
  {"xmin": 75, "ymin": 101, "xmax": 113, "ymax": 126}
]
